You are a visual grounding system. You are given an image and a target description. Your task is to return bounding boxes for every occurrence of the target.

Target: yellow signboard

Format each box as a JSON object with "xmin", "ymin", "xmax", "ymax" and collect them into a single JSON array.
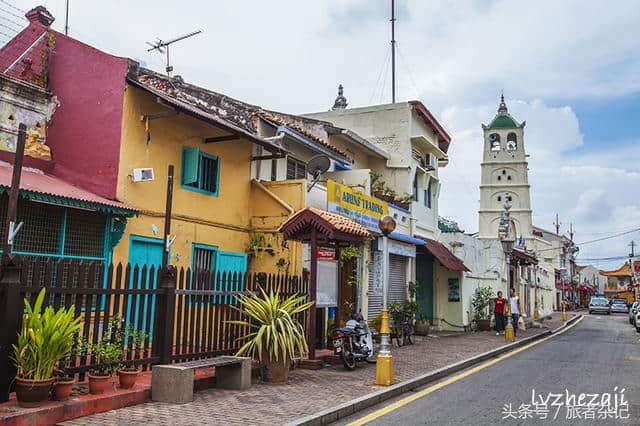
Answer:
[{"xmin": 327, "ymin": 180, "xmax": 388, "ymax": 232}]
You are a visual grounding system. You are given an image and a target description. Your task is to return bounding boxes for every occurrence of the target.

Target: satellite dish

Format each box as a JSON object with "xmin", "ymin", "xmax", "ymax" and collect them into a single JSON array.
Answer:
[{"xmin": 306, "ymin": 155, "xmax": 331, "ymax": 192}]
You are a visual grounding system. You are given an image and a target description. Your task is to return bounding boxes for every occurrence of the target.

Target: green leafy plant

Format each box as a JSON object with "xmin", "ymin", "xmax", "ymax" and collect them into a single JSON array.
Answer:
[
  {"xmin": 339, "ymin": 245, "xmax": 361, "ymax": 267},
  {"xmin": 471, "ymin": 286, "xmax": 495, "ymax": 321},
  {"xmin": 369, "ymin": 314, "xmax": 382, "ymax": 332},
  {"xmin": 13, "ymin": 288, "xmax": 83, "ymax": 381},
  {"xmin": 230, "ymin": 288, "xmax": 313, "ymax": 364},
  {"xmin": 79, "ymin": 316, "xmax": 146, "ymax": 376},
  {"xmin": 245, "ymin": 233, "xmax": 274, "ymax": 258}
]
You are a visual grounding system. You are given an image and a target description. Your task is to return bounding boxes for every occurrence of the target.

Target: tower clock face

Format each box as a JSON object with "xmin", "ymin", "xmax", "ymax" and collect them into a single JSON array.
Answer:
[{"xmin": 506, "ymin": 140, "xmax": 516, "ymax": 151}]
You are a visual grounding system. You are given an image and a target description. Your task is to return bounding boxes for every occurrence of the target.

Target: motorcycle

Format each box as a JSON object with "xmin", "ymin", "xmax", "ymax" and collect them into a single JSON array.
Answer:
[{"xmin": 331, "ymin": 312, "xmax": 377, "ymax": 370}]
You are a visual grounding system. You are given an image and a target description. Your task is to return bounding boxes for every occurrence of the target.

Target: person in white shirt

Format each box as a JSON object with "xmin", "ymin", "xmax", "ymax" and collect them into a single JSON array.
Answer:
[{"xmin": 509, "ymin": 288, "xmax": 521, "ymax": 336}]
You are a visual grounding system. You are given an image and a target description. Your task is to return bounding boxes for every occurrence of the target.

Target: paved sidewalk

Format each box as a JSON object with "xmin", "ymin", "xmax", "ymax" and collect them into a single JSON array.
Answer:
[{"xmin": 62, "ymin": 312, "xmax": 574, "ymax": 426}]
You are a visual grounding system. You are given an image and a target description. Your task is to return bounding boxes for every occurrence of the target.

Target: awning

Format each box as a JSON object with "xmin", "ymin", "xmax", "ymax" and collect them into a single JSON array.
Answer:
[
  {"xmin": 0, "ymin": 162, "xmax": 137, "ymax": 216},
  {"xmin": 389, "ymin": 232, "xmax": 425, "ymax": 246},
  {"xmin": 279, "ymin": 207, "xmax": 370, "ymax": 243},
  {"xmin": 424, "ymin": 239, "xmax": 470, "ymax": 272}
]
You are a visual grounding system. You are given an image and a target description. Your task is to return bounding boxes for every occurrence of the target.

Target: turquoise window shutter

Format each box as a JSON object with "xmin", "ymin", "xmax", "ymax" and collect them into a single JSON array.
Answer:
[
  {"xmin": 215, "ymin": 251, "xmax": 248, "ymax": 303},
  {"xmin": 182, "ymin": 146, "xmax": 200, "ymax": 185}
]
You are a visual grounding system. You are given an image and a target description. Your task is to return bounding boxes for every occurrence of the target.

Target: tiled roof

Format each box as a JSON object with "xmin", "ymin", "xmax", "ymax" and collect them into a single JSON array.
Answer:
[
  {"xmin": 601, "ymin": 263, "xmax": 632, "ymax": 277},
  {"xmin": 0, "ymin": 161, "xmax": 136, "ymax": 214},
  {"xmin": 424, "ymin": 239, "xmax": 470, "ymax": 272},
  {"xmin": 260, "ymin": 112, "xmax": 348, "ymax": 159},
  {"xmin": 279, "ymin": 207, "xmax": 370, "ymax": 240}
]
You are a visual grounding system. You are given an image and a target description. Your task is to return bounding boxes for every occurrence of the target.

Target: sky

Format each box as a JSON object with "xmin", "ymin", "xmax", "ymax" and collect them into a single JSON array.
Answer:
[{"xmin": 3, "ymin": 0, "xmax": 640, "ymax": 269}]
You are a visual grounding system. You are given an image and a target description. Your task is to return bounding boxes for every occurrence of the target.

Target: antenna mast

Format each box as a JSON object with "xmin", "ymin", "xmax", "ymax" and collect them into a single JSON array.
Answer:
[
  {"xmin": 390, "ymin": 0, "xmax": 396, "ymax": 103},
  {"xmin": 147, "ymin": 30, "xmax": 202, "ymax": 77},
  {"xmin": 65, "ymin": 0, "xmax": 69, "ymax": 35}
]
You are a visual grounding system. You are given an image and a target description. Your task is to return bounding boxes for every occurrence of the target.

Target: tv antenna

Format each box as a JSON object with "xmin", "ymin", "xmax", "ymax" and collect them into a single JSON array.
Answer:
[{"xmin": 146, "ymin": 30, "xmax": 202, "ymax": 77}]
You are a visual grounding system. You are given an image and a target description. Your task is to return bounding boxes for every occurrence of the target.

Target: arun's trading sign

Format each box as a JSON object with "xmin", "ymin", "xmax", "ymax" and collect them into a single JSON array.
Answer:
[{"xmin": 327, "ymin": 179, "xmax": 388, "ymax": 232}]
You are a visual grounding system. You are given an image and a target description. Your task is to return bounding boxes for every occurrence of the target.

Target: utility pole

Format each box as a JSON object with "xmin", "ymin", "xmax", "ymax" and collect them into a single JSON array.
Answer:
[
  {"xmin": 162, "ymin": 165, "xmax": 174, "ymax": 267},
  {"xmin": 630, "ymin": 240, "xmax": 636, "ymax": 258},
  {"xmin": 390, "ymin": 0, "xmax": 396, "ymax": 103},
  {"xmin": 569, "ymin": 223, "xmax": 574, "ymax": 242},
  {"xmin": 3, "ymin": 124, "xmax": 26, "ymax": 256}
]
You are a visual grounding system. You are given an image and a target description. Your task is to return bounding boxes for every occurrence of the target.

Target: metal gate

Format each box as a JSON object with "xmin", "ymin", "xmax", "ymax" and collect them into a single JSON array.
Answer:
[{"xmin": 368, "ymin": 252, "xmax": 383, "ymax": 319}]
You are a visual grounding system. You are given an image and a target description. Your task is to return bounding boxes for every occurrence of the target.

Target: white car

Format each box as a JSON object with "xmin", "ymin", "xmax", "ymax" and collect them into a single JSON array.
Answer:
[{"xmin": 636, "ymin": 309, "xmax": 640, "ymax": 333}]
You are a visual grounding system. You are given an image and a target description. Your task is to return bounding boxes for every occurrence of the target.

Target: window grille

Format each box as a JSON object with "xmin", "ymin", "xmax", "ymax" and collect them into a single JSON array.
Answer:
[
  {"xmin": 286, "ymin": 158, "xmax": 306, "ymax": 180},
  {"xmin": 65, "ymin": 209, "xmax": 106, "ymax": 257},
  {"xmin": 15, "ymin": 199, "xmax": 63, "ymax": 254},
  {"xmin": 193, "ymin": 246, "xmax": 215, "ymax": 271}
]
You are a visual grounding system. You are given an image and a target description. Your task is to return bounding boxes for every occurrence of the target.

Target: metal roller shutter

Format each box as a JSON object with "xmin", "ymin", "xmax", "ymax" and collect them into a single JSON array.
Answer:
[
  {"xmin": 389, "ymin": 255, "xmax": 407, "ymax": 305},
  {"xmin": 367, "ymin": 253, "xmax": 407, "ymax": 320}
]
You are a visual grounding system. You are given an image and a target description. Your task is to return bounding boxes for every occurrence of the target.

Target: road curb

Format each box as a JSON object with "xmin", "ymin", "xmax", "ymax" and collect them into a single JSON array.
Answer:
[{"xmin": 288, "ymin": 314, "xmax": 583, "ymax": 426}]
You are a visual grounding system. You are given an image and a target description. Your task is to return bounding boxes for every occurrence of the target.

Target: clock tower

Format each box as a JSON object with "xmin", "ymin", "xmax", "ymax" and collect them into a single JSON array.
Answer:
[{"xmin": 478, "ymin": 95, "xmax": 532, "ymax": 240}]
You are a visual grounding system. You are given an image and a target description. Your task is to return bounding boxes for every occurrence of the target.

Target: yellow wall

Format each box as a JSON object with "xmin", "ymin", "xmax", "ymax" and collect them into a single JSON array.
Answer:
[
  {"xmin": 113, "ymin": 85, "xmax": 300, "ymax": 274},
  {"xmin": 435, "ymin": 265, "xmax": 464, "ymax": 331}
]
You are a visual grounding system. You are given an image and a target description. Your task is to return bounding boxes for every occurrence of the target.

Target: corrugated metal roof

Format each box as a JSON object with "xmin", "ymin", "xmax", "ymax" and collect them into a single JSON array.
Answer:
[
  {"xmin": 0, "ymin": 162, "xmax": 137, "ymax": 215},
  {"xmin": 424, "ymin": 239, "xmax": 470, "ymax": 272}
]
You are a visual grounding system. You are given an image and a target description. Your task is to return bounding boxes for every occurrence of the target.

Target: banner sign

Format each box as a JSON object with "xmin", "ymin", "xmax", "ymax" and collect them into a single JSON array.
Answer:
[
  {"xmin": 633, "ymin": 260, "xmax": 640, "ymax": 276},
  {"xmin": 327, "ymin": 179, "xmax": 388, "ymax": 232}
]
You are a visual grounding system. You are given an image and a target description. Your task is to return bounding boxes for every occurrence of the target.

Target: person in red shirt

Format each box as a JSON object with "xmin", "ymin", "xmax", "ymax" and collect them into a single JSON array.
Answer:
[{"xmin": 494, "ymin": 291, "xmax": 506, "ymax": 335}]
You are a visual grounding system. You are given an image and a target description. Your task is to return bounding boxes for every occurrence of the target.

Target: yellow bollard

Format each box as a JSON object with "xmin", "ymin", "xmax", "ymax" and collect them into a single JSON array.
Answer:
[
  {"xmin": 375, "ymin": 310, "xmax": 394, "ymax": 386},
  {"xmin": 504, "ymin": 304, "xmax": 515, "ymax": 342},
  {"xmin": 562, "ymin": 303, "xmax": 568, "ymax": 321}
]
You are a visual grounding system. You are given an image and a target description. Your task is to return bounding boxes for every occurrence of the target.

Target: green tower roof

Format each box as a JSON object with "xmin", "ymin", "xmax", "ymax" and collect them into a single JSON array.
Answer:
[
  {"xmin": 487, "ymin": 93, "xmax": 520, "ymax": 129},
  {"xmin": 488, "ymin": 114, "xmax": 519, "ymax": 129}
]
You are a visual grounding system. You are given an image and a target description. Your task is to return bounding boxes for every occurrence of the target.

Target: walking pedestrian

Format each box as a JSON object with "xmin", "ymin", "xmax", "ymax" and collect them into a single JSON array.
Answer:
[
  {"xmin": 494, "ymin": 291, "xmax": 506, "ymax": 335},
  {"xmin": 509, "ymin": 288, "xmax": 521, "ymax": 337}
]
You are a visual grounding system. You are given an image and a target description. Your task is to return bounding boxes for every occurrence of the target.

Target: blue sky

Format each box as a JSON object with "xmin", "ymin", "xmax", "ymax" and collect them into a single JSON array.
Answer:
[{"xmin": 4, "ymin": 0, "xmax": 640, "ymax": 268}]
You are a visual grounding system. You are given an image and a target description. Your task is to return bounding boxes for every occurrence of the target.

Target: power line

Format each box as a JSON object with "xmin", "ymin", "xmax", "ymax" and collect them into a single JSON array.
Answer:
[
  {"xmin": 0, "ymin": 0, "xmax": 25, "ymax": 14},
  {"xmin": 537, "ymin": 227, "xmax": 640, "ymax": 252}
]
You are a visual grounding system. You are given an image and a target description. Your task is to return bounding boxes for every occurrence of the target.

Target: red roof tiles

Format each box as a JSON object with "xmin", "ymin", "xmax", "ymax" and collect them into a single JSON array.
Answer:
[{"xmin": 279, "ymin": 207, "xmax": 370, "ymax": 241}]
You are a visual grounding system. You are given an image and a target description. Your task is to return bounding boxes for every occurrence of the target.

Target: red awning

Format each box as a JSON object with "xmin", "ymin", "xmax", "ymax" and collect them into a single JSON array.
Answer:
[{"xmin": 424, "ymin": 239, "xmax": 470, "ymax": 272}]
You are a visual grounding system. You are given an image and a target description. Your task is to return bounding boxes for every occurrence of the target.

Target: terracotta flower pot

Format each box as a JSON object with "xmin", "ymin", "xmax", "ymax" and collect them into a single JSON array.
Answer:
[
  {"xmin": 87, "ymin": 374, "xmax": 112, "ymax": 395},
  {"xmin": 15, "ymin": 377, "xmax": 54, "ymax": 408},
  {"xmin": 53, "ymin": 378, "xmax": 75, "ymax": 401},
  {"xmin": 117, "ymin": 369, "xmax": 139, "ymax": 389},
  {"xmin": 263, "ymin": 358, "xmax": 290, "ymax": 383}
]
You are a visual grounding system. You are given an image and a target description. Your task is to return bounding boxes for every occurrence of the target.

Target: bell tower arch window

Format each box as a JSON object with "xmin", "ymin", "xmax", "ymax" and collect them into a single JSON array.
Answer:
[{"xmin": 506, "ymin": 133, "xmax": 517, "ymax": 151}]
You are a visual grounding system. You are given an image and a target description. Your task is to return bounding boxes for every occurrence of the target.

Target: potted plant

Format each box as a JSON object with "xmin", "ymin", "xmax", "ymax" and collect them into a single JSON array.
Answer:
[
  {"xmin": 471, "ymin": 286, "xmax": 495, "ymax": 331},
  {"xmin": 117, "ymin": 325, "xmax": 147, "ymax": 389},
  {"xmin": 80, "ymin": 316, "xmax": 126, "ymax": 394},
  {"xmin": 52, "ymin": 351, "xmax": 76, "ymax": 401},
  {"xmin": 415, "ymin": 314, "xmax": 430, "ymax": 336},
  {"xmin": 12, "ymin": 288, "xmax": 82, "ymax": 407},
  {"xmin": 230, "ymin": 287, "xmax": 313, "ymax": 383}
]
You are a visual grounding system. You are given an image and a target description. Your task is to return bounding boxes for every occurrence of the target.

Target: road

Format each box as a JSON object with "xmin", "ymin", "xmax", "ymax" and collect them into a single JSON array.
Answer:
[{"xmin": 338, "ymin": 314, "xmax": 640, "ymax": 425}]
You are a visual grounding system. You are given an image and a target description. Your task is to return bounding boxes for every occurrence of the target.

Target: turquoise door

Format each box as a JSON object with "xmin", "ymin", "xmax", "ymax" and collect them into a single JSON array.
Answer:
[
  {"xmin": 128, "ymin": 236, "xmax": 164, "ymax": 335},
  {"xmin": 215, "ymin": 251, "xmax": 247, "ymax": 304},
  {"xmin": 416, "ymin": 252, "xmax": 434, "ymax": 323}
]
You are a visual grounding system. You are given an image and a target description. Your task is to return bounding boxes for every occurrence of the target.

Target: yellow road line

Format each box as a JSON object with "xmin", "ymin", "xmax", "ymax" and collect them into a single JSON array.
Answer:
[{"xmin": 348, "ymin": 316, "xmax": 584, "ymax": 426}]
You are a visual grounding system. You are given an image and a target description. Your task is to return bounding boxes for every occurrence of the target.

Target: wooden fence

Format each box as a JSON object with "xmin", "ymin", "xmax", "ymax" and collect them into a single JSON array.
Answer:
[{"xmin": 0, "ymin": 257, "xmax": 308, "ymax": 401}]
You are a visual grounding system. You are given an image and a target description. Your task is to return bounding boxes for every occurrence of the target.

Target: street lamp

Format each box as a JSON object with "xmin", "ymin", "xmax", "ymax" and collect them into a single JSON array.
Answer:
[
  {"xmin": 498, "ymin": 198, "xmax": 515, "ymax": 343},
  {"xmin": 375, "ymin": 215, "xmax": 395, "ymax": 386}
]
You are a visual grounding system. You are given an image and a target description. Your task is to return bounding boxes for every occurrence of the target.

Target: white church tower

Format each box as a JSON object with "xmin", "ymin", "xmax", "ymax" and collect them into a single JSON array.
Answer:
[{"xmin": 478, "ymin": 95, "xmax": 532, "ymax": 240}]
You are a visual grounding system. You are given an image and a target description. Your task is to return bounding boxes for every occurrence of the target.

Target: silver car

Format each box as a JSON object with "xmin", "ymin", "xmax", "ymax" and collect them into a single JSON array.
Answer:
[
  {"xmin": 630, "ymin": 301, "xmax": 639, "ymax": 325},
  {"xmin": 589, "ymin": 297, "xmax": 610, "ymax": 315},
  {"xmin": 610, "ymin": 299, "xmax": 629, "ymax": 314}
]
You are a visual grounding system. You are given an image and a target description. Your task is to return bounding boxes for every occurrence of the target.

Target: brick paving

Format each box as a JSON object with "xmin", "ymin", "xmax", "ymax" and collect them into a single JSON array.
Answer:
[{"xmin": 62, "ymin": 312, "xmax": 575, "ymax": 426}]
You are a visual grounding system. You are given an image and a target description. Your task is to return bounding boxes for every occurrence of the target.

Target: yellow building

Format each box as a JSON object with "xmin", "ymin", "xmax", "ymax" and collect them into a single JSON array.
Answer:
[{"xmin": 112, "ymin": 67, "xmax": 304, "ymax": 276}]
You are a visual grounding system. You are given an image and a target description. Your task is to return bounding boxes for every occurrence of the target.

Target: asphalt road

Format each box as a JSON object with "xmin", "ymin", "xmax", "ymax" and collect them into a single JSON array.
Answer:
[{"xmin": 338, "ymin": 314, "xmax": 640, "ymax": 425}]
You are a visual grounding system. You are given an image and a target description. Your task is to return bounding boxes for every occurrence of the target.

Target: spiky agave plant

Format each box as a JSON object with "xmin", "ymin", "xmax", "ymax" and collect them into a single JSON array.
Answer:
[
  {"xmin": 13, "ymin": 288, "xmax": 83, "ymax": 380},
  {"xmin": 229, "ymin": 287, "xmax": 313, "ymax": 364}
]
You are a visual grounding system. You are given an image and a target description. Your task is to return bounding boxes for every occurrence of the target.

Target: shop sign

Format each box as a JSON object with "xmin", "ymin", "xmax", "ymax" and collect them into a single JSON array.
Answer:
[
  {"xmin": 327, "ymin": 179, "xmax": 388, "ymax": 232},
  {"xmin": 633, "ymin": 260, "xmax": 640, "ymax": 277},
  {"xmin": 317, "ymin": 247, "xmax": 336, "ymax": 260}
]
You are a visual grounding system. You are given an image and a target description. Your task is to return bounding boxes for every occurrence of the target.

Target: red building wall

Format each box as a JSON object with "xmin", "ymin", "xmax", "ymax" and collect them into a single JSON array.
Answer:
[{"xmin": 0, "ymin": 8, "xmax": 129, "ymax": 200}]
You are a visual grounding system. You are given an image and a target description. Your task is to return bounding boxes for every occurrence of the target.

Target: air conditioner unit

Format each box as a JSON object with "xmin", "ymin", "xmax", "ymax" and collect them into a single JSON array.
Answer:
[
  {"xmin": 132, "ymin": 168, "xmax": 155, "ymax": 182},
  {"xmin": 425, "ymin": 153, "xmax": 437, "ymax": 171}
]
